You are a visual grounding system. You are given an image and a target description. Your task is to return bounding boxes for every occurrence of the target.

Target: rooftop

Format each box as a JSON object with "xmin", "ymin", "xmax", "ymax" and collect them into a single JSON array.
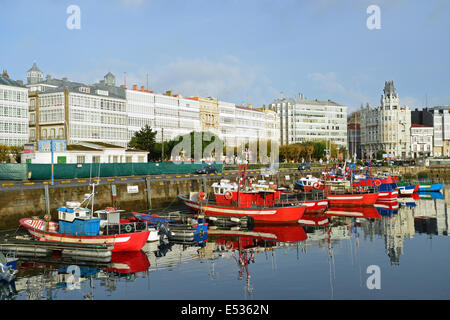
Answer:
[
  {"xmin": 271, "ymin": 96, "xmax": 345, "ymax": 107},
  {"xmin": 0, "ymin": 73, "xmax": 26, "ymax": 88}
]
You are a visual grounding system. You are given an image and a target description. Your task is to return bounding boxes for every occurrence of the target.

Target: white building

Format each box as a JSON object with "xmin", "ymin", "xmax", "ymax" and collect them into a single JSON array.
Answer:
[
  {"xmin": 270, "ymin": 94, "xmax": 347, "ymax": 148},
  {"xmin": 21, "ymin": 141, "xmax": 148, "ymax": 164},
  {"xmin": 26, "ymin": 65, "xmax": 129, "ymax": 148},
  {"xmin": 126, "ymin": 86, "xmax": 201, "ymax": 143},
  {"xmin": 411, "ymin": 124, "xmax": 433, "ymax": 158},
  {"xmin": 0, "ymin": 71, "xmax": 29, "ymax": 146},
  {"xmin": 432, "ymin": 107, "xmax": 450, "ymax": 157},
  {"xmin": 360, "ymin": 81, "xmax": 411, "ymax": 160}
]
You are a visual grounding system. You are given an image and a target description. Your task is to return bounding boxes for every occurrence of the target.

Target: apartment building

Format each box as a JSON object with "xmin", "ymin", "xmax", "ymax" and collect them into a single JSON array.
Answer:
[
  {"xmin": 410, "ymin": 124, "xmax": 433, "ymax": 158},
  {"xmin": 126, "ymin": 87, "xmax": 201, "ymax": 143},
  {"xmin": 0, "ymin": 70, "xmax": 29, "ymax": 146},
  {"xmin": 412, "ymin": 106, "xmax": 450, "ymax": 157},
  {"xmin": 270, "ymin": 93, "xmax": 347, "ymax": 148},
  {"xmin": 26, "ymin": 64, "xmax": 128, "ymax": 148}
]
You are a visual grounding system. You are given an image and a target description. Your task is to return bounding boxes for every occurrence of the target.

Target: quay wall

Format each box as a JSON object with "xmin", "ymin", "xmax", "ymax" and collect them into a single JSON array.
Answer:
[{"xmin": 0, "ymin": 172, "xmax": 299, "ymax": 230}]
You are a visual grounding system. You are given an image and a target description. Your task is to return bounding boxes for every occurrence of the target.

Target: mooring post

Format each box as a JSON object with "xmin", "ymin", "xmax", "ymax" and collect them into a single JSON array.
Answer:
[
  {"xmin": 44, "ymin": 184, "xmax": 50, "ymax": 216},
  {"xmin": 145, "ymin": 177, "xmax": 152, "ymax": 210}
]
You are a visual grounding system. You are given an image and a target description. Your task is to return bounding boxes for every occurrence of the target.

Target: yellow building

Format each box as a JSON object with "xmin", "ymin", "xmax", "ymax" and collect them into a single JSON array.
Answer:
[{"xmin": 196, "ymin": 96, "xmax": 219, "ymax": 135}]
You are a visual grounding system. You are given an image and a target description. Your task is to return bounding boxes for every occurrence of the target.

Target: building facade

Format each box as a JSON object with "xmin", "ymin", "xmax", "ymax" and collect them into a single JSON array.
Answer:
[
  {"xmin": 26, "ymin": 65, "xmax": 128, "ymax": 148},
  {"xmin": 0, "ymin": 71, "xmax": 29, "ymax": 146},
  {"xmin": 126, "ymin": 87, "xmax": 201, "ymax": 143},
  {"xmin": 21, "ymin": 141, "xmax": 148, "ymax": 164},
  {"xmin": 360, "ymin": 81, "xmax": 411, "ymax": 160},
  {"xmin": 410, "ymin": 124, "xmax": 433, "ymax": 158},
  {"xmin": 411, "ymin": 106, "xmax": 450, "ymax": 157},
  {"xmin": 270, "ymin": 94, "xmax": 347, "ymax": 148}
]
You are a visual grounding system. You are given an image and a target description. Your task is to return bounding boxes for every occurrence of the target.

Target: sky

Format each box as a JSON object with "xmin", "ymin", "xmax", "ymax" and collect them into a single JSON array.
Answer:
[{"xmin": 1, "ymin": 0, "xmax": 449, "ymax": 112}]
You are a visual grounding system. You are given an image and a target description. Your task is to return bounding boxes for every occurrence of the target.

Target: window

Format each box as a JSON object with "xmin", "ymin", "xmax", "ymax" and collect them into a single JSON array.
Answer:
[
  {"xmin": 92, "ymin": 156, "xmax": 101, "ymax": 163},
  {"xmin": 77, "ymin": 155, "xmax": 85, "ymax": 163}
]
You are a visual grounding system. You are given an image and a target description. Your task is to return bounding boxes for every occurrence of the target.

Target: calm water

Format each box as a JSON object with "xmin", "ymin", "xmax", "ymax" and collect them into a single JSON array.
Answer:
[{"xmin": 1, "ymin": 185, "xmax": 449, "ymax": 300}]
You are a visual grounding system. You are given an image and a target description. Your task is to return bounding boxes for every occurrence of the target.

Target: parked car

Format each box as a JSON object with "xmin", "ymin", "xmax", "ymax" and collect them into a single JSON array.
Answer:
[
  {"xmin": 195, "ymin": 165, "xmax": 218, "ymax": 174},
  {"xmin": 298, "ymin": 162, "xmax": 311, "ymax": 171}
]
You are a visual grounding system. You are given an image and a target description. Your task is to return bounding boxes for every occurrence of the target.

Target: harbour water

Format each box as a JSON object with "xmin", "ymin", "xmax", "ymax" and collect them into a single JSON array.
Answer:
[{"xmin": 1, "ymin": 185, "xmax": 449, "ymax": 300}]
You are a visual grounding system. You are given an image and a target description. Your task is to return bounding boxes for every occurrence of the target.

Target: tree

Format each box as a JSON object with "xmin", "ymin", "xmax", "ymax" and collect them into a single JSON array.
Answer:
[
  {"xmin": 0, "ymin": 145, "xmax": 9, "ymax": 163},
  {"xmin": 128, "ymin": 125, "xmax": 157, "ymax": 161},
  {"xmin": 10, "ymin": 145, "xmax": 23, "ymax": 163}
]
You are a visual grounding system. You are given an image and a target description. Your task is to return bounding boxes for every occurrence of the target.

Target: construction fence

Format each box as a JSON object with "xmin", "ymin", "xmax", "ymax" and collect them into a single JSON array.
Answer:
[{"xmin": 0, "ymin": 162, "xmax": 222, "ymax": 181}]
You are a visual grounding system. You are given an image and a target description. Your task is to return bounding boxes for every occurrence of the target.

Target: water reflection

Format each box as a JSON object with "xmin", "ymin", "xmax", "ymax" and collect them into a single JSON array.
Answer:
[{"xmin": 1, "ymin": 186, "xmax": 448, "ymax": 300}]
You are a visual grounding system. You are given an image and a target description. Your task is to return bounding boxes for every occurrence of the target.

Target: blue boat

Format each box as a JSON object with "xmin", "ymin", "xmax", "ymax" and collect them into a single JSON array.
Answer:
[
  {"xmin": 417, "ymin": 183, "xmax": 444, "ymax": 192},
  {"xmin": 417, "ymin": 192, "xmax": 444, "ymax": 200},
  {"xmin": 0, "ymin": 252, "xmax": 18, "ymax": 283}
]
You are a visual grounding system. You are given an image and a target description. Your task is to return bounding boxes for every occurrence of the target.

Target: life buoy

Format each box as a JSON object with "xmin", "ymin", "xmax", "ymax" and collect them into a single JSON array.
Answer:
[
  {"xmin": 313, "ymin": 182, "xmax": 320, "ymax": 189},
  {"xmin": 225, "ymin": 241, "xmax": 233, "ymax": 250},
  {"xmin": 124, "ymin": 224, "xmax": 133, "ymax": 233},
  {"xmin": 198, "ymin": 192, "xmax": 206, "ymax": 201},
  {"xmin": 375, "ymin": 180, "xmax": 381, "ymax": 186},
  {"xmin": 224, "ymin": 190, "xmax": 233, "ymax": 200}
]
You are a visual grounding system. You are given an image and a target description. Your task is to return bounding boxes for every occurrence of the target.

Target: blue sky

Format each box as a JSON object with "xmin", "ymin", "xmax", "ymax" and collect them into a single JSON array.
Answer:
[{"xmin": 1, "ymin": 0, "xmax": 449, "ymax": 111}]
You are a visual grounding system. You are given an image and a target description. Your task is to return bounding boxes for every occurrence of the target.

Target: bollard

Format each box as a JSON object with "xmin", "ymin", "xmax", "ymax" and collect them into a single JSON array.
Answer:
[
  {"xmin": 145, "ymin": 177, "xmax": 152, "ymax": 210},
  {"xmin": 44, "ymin": 184, "xmax": 50, "ymax": 217}
]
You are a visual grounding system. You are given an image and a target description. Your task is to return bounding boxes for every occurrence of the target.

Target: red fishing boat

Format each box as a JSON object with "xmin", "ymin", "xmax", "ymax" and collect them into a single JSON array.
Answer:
[
  {"xmin": 325, "ymin": 180, "xmax": 379, "ymax": 207},
  {"xmin": 326, "ymin": 192, "xmax": 379, "ymax": 207},
  {"xmin": 278, "ymin": 190, "xmax": 328, "ymax": 214},
  {"xmin": 326, "ymin": 206, "xmax": 381, "ymax": 220},
  {"xmin": 178, "ymin": 160, "xmax": 306, "ymax": 224}
]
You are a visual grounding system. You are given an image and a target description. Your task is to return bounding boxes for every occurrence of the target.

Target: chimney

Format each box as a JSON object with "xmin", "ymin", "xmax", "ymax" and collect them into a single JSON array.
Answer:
[
  {"xmin": 2, "ymin": 70, "xmax": 9, "ymax": 78},
  {"xmin": 120, "ymin": 85, "xmax": 126, "ymax": 89},
  {"xmin": 140, "ymin": 86, "xmax": 145, "ymax": 91},
  {"xmin": 132, "ymin": 85, "xmax": 138, "ymax": 90}
]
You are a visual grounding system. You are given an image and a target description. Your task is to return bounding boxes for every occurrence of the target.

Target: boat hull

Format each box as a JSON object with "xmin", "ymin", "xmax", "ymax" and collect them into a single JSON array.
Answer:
[
  {"xmin": 303, "ymin": 199, "xmax": 329, "ymax": 214},
  {"xmin": 19, "ymin": 218, "xmax": 149, "ymax": 252},
  {"xmin": 178, "ymin": 195, "xmax": 306, "ymax": 224},
  {"xmin": 327, "ymin": 192, "xmax": 379, "ymax": 207},
  {"xmin": 377, "ymin": 189, "xmax": 398, "ymax": 201}
]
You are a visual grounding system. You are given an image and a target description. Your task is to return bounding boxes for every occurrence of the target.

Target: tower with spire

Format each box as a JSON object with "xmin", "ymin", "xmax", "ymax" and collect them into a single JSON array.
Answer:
[{"xmin": 27, "ymin": 61, "xmax": 43, "ymax": 85}]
